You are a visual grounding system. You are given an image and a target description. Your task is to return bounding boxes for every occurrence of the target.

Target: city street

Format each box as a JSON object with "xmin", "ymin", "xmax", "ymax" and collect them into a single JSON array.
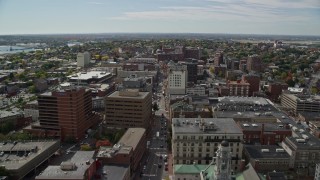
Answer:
[{"xmin": 138, "ymin": 71, "xmax": 171, "ymax": 180}]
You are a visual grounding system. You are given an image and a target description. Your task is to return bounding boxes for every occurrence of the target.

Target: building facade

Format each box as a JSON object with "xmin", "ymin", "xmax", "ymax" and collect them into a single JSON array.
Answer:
[
  {"xmin": 97, "ymin": 128, "xmax": 146, "ymax": 176},
  {"xmin": 172, "ymin": 118, "xmax": 243, "ymax": 172},
  {"xmin": 105, "ymin": 90, "xmax": 152, "ymax": 129},
  {"xmin": 25, "ymin": 88, "xmax": 100, "ymax": 141},
  {"xmin": 77, "ymin": 52, "xmax": 90, "ymax": 68},
  {"xmin": 168, "ymin": 61, "xmax": 188, "ymax": 95},
  {"xmin": 247, "ymin": 55, "xmax": 262, "ymax": 72},
  {"xmin": 281, "ymin": 93, "xmax": 320, "ymax": 114},
  {"xmin": 242, "ymin": 74, "xmax": 260, "ymax": 97},
  {"xmin": 227, "ymin": 81, "xmax": 249, "ymax": 97}
]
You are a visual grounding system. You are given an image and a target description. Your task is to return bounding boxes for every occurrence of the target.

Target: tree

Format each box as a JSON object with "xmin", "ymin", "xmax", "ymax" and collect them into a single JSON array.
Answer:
[
  {"xmin": 0, "ymin": 166, "xmax": 10, "ymax": 176},
  {"xmin": 209, "ymin": 67, "xmax": 215, "ymax": 74},
  {"xmin": 153, "ymin": 102, "xmax": 159, "ymax": 112},
  {"xmin": 0, "ymin": 121, "xmax": 14, "ymax": 134}
]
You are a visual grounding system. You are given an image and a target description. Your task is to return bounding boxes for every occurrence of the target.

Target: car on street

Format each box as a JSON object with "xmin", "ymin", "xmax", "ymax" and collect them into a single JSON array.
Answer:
[
  {"xmin": 158, "ymin": 163, "xmax": 162, "ymax": 168},
  {"xmin": 160, "ymin": 144, "xmax": 164, "ymax": 148}
]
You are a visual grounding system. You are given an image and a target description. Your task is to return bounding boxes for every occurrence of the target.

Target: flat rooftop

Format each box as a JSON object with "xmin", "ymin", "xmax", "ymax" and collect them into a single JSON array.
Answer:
[
  {"xmin": 35, "ymin": 151, "xmax": 95, "ymax": 179},
  {"xmin": 239, "ymin": 122, "xmax": 291, "ymax": 132},
  {"xmin": 172, "ymin": 118, "xmax": 242, "ymax": 134},
  {"xmin": 244, "ymin": 145, "xmax": 290, "ymax": 159},
  {"xmin": 118, "ymin": 128, "xmax": 146, "ymax": 151},
  {"xmin": 108, "ymin": 90, "xmax": 149, "ymax": 99},
  {"xmin": 0, "ymin": 141, "xmax": 59, "ymax": 171},
  {"xmin": 102, "ymin": 165, "xmax": 129, "ymax": 180},
  {"xmin": 68, "ymin": 71, "xmax": 111, "ymax": 80}
]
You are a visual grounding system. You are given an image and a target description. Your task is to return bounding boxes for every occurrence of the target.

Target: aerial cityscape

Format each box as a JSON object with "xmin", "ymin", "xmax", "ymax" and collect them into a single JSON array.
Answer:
[{"xmin": 0, "ymin": 0, "xmax": 320, "ymax": 180}]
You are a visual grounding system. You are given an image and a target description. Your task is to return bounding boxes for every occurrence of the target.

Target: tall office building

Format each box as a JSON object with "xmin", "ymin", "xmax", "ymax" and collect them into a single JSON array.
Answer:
[
  {"xmin": 168, "ymin": 61, "xmax": 188, "ymax": 95},
  {"xmin": 247, "ymin": 55, "xmax": 262, "ymax": 72},
  {"xmin": 105, "ymin": 89, "xmax": 152, "ymax": 129},
  {"xmin": 214, "ymin": 52, "xmax": 224, "ymax": 66},
  {"xmin": 25, "ymin": 87, "xmax": 100, "ymax": 141},
  {"xmin": 77, "ymin": 52, "xmax": 90, "ymax": 68},
  {"xmin": 182, "ymin": 59, "xmax": 198, "ymax": 84},
  {"xmin": 242, "ymin": 74, "xmax": 260, "ymax": 96}
]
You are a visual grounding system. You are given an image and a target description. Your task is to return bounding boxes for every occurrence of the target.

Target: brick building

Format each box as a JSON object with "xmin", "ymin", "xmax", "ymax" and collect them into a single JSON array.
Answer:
[
  {"xmin": 239, "ymin": 122, "xmax": 292, "ymax": 145},
  {"xmin": 227, "ymin": 80, "xmax": 250, "ymax": 97},
  {"xmin": 97, "ymin": 128, "xmax": 146, "ymax": 176},
  {"xmin": 244, "ymin": 145, "xmax": 290, "ymax": 173},
  {"xmin": 247, "ymin": 55, "xmax": 263, "ymax": 72},
  {"xmin": 242, "ymin": 74, "xmax": 260, "ymax": 96},
  {"xmin": 268, "ymin": 82, "xmax": 288, "ymax": 102},
  {"xmin": 25, "ymin": 87, "xmax": 100, "ymax": 141}
]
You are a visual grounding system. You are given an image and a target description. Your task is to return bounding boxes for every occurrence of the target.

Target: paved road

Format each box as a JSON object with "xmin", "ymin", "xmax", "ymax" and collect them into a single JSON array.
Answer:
[{"xmin": 138, "ymin": 72, "xmax": 169, "ymax": 180}]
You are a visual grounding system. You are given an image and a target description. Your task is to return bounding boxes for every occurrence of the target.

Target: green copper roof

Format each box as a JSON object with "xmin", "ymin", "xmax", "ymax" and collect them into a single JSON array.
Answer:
[{"xmin": 174, "ymin": 164, "xmax": 208, "ymax": 174}]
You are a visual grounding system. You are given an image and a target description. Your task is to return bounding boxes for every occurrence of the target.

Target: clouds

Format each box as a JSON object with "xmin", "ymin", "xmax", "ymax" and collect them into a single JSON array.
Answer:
[{"xmin": 109, "ymin": 0, "xmax": 319, "ymax": 23}]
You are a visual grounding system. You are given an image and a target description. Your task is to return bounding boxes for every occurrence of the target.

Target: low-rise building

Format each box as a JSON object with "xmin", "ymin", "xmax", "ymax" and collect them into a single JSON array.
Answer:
[
  {"xmin": 102, "ymin": 165, "xmax": 130, "ymax": 180},
  {"xmin": 0, "ymin": 140, "xmax": 60, "ymax": 180},
  {"xmin": 36, "ymin": 151, "xmax": 96, "ymax": 180},
  {"xmin": 281, "ymin": 135, "xmax": 320, "ymax": 176},
  {"xmin": 244, "ymin": 145, "xmax": 291, "ymax": 173},
  {"xmin": 97, "ymin": 128, "xmax": 146, "ymax": 176},
  {"xmin": 239, "ymin": 122, "xmax": 292, "ymax": 145},
  {"xmin": 281, "ymin": 93, "xmax": 320, "ymax": 114}
]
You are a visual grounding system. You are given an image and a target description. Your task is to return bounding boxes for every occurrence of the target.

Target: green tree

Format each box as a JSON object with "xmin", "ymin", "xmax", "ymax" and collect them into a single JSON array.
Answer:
[
  {"xmin": 28, "ymin": 85, "xmax": 36, "ymax": 93},
  {"xmin": 153, "ymin": 102, "xmax": 159, "ymax": 112},
  {"xmin": 0, "ymin": 121, "xmax": 14, "ymax": 134},
  {"xmin": 0, "ymin": 166, "xmax": 10, "ymax": 176}
]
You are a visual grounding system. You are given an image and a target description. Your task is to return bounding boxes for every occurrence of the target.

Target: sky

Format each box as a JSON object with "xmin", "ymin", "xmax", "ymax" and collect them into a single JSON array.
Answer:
[{"xmin": 0, "ymin": 0, "xmax": 319, "ymax": 36}]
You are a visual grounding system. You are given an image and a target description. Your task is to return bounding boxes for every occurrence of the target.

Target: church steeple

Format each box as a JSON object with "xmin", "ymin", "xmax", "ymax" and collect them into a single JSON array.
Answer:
[{"xmin": 214, "ymin": 140, "xmax": 232, "ymax": 180}]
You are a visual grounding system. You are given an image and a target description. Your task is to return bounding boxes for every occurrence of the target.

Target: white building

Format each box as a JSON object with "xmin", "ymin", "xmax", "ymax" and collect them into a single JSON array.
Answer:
[
  {"xmin": 172, "ymin": 118, "xmax": 243, "ymax": 172},
  {"xmin": 168, "ymin": 61, "xmax": 187, "ymax": 95},
  {"xmin": 77, "ymin": 52, "xmax": 90, "ymax": 68}
]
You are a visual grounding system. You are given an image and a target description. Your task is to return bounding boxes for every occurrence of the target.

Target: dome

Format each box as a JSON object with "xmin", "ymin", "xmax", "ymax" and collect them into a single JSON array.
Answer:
[{"xmin": 221, "ymin": 140, "xmax": 229, "ymax": 147}]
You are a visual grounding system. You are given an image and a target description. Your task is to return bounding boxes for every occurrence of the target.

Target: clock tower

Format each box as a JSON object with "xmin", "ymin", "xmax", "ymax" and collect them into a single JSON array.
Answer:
[{"xmin": 214, "ymin": 140, "xmax": 232, "ymax": 180}]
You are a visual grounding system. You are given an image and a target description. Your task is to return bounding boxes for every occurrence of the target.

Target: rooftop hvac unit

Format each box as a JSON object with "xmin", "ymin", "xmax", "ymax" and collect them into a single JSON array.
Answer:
[
  {"xmin": 243, "ymin": 124, "xmax": 250, "ymax": 127},
  {"xmin": 276, "ymin": 148, "xmax": 285, "ymax": 153},
  {"xmin": 261, "ymin": 149, "xmax": 269, "ymax": 153},
  {"xmin": 60, "ymin": 162, "xmax": 76, "ymax": 171},
  {"xmin": 301, "ymin": 134, "xmax": 309, "ymax": 140},
  {"xmin": 296, "ymin": 139, "xmax": 306, "ymax": 143}
]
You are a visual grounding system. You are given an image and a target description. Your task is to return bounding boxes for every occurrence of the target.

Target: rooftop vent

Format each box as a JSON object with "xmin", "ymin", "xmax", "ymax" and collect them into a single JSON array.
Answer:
[
  {"xmin": 60, "ymin": 162, "xmax": 76, "ymax": 171},
  {"xmin": 252, "ymin": 124, "xmax": 258, "ymax": 127},
  {"xmin": 261, "ymin": 149, "xmax": 269, "ymax": 153},
  {"xmin": 276, "ymin": 148, "xmax": 285, "ymax": 153},
  {"xmin": 296, "ymin": 139, "xmax": 306, "ymax": 143}
]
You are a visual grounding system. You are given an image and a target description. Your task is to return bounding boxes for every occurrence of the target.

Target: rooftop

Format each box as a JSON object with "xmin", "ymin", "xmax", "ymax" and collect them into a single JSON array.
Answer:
[
  {"xmin": 118, "ymin": 128, "xmax": 146, "ymax": 151},
  {"xmin": 0, "ymin": 109, "xmax": 23, "ymax": 119},
  {"xmin": 0, "ymin": 141, "xmax": 59, "ymax": 171},
  {"xmin": 239, "ymin": 122, "xmax": 291, "ymax": 132},
  {"xmin": 174, "ymin": 164, "xmax": 210, "ymax": 174},
  {"xmin": 108, "ymin": 90, "xmax": 149, "ymax": 99},
  {"xmin": 102, "ymin": 165, "xmax": 129, "ymax": 180},
  {"xmin": 68, "ymin": 71, "xmax": 111, "ymax": 80},
  {"xmin": 172, "ymin": 118, "xmax": 242, "ymax": 134},
  {"xmin": 244, "ymin": 145, "xmax": 290, "ymax": 159},
  {"xmin": 35, "ymin": 151, "xmax": 95, "ymax": 179}
]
